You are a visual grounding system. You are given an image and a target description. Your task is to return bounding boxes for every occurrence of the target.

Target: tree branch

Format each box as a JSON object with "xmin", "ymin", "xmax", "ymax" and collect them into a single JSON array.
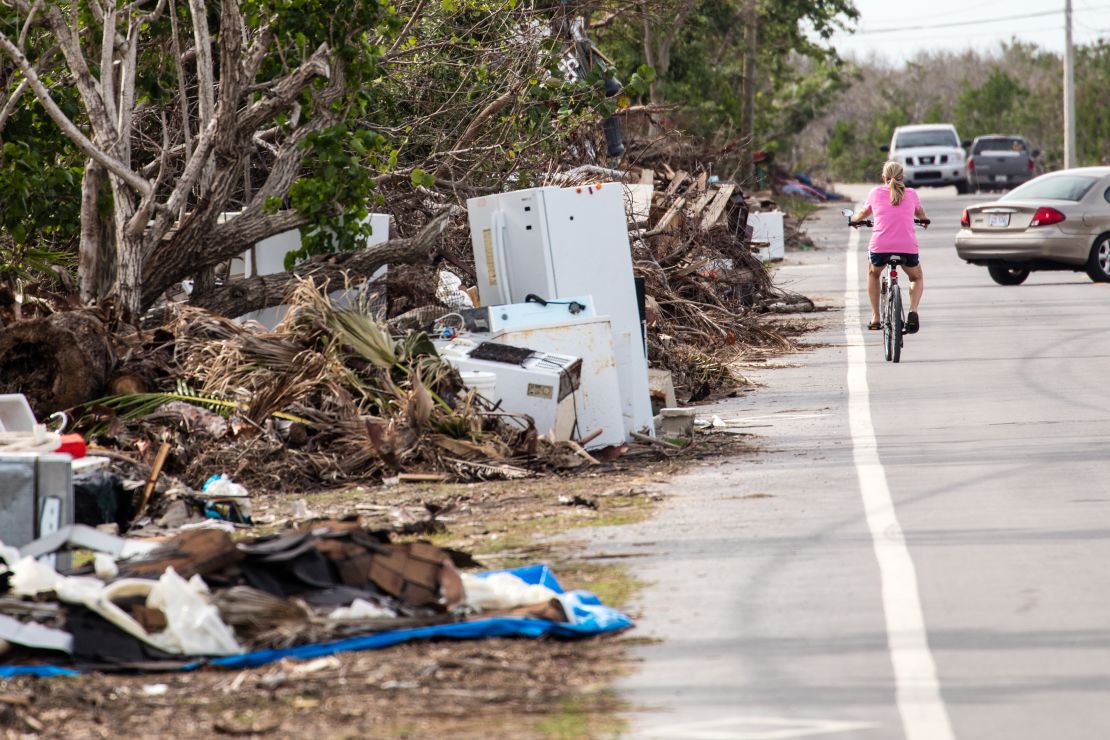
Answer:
[
  {"xmin": 384, "ymin": 0, "xmax": 428, "ymax": 59},
  {"xmin": 0, "ymin": 30, "xmax": 151, "ymax": 196},
  {"xmin": 239, "ymin": 44, "xmax": 331, "ymax": 131},
  {"xmin": 434, "ymin": 84, "xmax": 521, "ymax": 178},
  {"xmin": 187, "ymin": 214, "xmax": 450, "ymax": 317}
]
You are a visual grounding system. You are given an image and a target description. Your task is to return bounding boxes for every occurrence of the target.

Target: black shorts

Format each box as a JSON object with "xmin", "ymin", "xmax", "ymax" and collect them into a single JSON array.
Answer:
[{"xmin": 869, "ymin": 252, "xmax": 920, "ymax": 268}]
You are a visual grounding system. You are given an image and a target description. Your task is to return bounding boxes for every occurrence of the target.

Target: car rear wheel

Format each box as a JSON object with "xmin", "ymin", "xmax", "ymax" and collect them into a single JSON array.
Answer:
[
  {"xmin": 955, "ymin": 179, "xmax": 969, "ymax": 195},
  {"xmin": 987, "ymin": 264, "xmax": 1030, "ymax": 285},
  {"xmin": 1085, "ymin": 235, "xmax": 1110, "ymax": 283}
]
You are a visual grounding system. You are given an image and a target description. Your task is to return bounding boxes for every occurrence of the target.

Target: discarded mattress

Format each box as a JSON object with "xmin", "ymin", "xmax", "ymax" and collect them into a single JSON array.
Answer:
[{"xmin": 0, "ymin": 564, "xmax": 631, "ymax": 677}]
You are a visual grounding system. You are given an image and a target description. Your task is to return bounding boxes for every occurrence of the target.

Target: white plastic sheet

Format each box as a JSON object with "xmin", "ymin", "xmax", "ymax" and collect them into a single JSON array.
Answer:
[{"xmin": 461, "ymin": 571, "xmax": 558, "ymax": 611}]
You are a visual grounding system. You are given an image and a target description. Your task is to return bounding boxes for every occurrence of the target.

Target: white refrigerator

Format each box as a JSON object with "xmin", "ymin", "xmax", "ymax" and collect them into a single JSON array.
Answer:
[{"xmin": 466, "ymin": 184, "xmax": 653, "ymax": 437}]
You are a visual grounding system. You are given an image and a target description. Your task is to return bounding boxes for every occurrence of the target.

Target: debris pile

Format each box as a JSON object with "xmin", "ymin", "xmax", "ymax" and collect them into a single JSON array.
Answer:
[
  {"xmin": 92, "ymin": 280, "xmax": 582, "ymax": 492},
  {"xmin": 381, "ymin": 166, "xmax": 811, "ymax": 403},
  {"xmin": 0, "ymin": 522, "xmax": 630, "ymax": 673},
  {"xmin": 624, "ymin": 165, "xmax": 812, "ymax": 401}
]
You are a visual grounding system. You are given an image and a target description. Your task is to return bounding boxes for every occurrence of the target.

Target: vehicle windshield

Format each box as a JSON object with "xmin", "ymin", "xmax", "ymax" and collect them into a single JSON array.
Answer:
[
  {"xmin": 973, "ymin": 137, "xmax": 1027, "ymax": 154},
  {"xmin": 895, "ymin": 129, "xmax": 959, "ymax": 148},
  {"xmin": 1001, "ymin": 174, "xmax": 1098, "ymax": 202}
]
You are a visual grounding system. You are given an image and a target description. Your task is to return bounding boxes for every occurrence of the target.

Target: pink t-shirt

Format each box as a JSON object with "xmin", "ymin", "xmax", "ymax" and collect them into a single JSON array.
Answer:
[{"xmin": 866, "ymin": 185, "xmax": 921, "ymax": 254}]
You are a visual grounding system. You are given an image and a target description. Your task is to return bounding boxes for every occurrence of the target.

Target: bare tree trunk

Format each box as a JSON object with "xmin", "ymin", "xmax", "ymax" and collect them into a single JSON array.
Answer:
[
  {"xmin": 110, "ymin": 178, "xmax": 143, "ymax": 319},
  {"xmin": 740, "ymin": 2, "xmax": 758, "ymax": 186},
  {"xmin": 642, "ymin": 3, "xmax": 690, "ymax": 138},
  {"xmin": 78, "ymin": 161, "xmax": 104, "ymax": 302}
]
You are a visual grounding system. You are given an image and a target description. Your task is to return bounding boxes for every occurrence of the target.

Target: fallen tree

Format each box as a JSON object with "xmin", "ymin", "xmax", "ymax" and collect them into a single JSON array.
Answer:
[
  {"xmin": 186, "ymin": 214, "xmax": 450, "ymax": 319},
  {"xmin": 0, "ymin": 310, "xmax": 113, "ymax": 415}
]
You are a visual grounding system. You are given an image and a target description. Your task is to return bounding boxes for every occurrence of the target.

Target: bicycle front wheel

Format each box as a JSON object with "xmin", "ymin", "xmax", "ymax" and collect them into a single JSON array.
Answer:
[{"xmin": 889, "ymin": 287, "xmax": 904, "ymax": 363}]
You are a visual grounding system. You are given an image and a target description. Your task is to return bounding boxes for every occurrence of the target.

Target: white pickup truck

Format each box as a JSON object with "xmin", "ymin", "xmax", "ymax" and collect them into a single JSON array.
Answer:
[{"xmin": 881, "ymin": 124, "xmax": 971, "ymax": 194}]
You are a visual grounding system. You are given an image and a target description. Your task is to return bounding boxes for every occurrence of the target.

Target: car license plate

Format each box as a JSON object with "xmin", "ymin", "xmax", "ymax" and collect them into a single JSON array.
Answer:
[
  {"xmin": 994, "ymin": 175, "xmax": 1007, "ymax": 183},
  {"xmin": 989, "ymin": 213, "xmax": 1010, "ymax": 227}
]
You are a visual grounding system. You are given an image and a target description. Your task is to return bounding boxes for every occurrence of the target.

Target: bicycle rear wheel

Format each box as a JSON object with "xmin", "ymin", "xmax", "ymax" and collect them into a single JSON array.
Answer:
[
  {"xmin": 881, "ymin": 278, "xmax": 893, "ymax": 361},
  {"xmin": 889, "ymin": 286, "xmax": 904, "ymax": 363}
]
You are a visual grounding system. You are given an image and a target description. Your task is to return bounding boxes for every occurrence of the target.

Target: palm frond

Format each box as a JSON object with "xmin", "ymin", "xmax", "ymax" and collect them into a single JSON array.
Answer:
[
  {"xmin": 329, "ymin": 309, "xmax": 398, "ymax": 370},
  {"xmin": 82, "ymin": 384, "xmax": 311, "ymax": 436}
]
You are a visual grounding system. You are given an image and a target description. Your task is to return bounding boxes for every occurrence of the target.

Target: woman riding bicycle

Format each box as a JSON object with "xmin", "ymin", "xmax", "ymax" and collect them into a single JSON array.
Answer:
[{"xmin": 852, "ymin": 161, "xmax": 929, "ymax": 333}]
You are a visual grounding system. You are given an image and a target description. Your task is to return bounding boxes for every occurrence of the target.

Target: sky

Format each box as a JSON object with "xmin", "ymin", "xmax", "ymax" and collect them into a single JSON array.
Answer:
[{"xmin": 823, "ymin": 0, "xmax": 1110, "ymax": 64}]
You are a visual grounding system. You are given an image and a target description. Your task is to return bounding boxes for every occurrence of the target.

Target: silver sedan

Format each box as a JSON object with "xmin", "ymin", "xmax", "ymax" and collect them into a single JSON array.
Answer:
[{"xmin": 954, "ymin": 166, "xmax": 1110, "ymax": 285}]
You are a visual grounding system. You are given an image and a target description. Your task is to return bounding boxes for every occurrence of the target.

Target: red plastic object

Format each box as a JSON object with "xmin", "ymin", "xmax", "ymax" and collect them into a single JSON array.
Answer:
[{"xmin": 57, "ymin": 433, "xmax": 87, "ymax": 459}]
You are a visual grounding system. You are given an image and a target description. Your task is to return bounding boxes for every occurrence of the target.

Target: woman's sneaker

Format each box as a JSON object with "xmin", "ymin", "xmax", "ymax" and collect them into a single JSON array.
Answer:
[{"xmin": 905, "ymin": 311, "xmax": 920, "ymax": 334}]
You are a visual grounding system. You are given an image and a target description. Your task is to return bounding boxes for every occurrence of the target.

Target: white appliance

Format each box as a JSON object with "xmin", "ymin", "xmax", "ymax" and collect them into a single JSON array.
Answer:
[
  {"xmin": 0, "ymin": 453, "xmax": 74, "ymax": 569},
  {"xmin": 439, "ymin": 341, "xmax": 583, "ymax": 443},
  {"xmin": 748, "ymin": 211, "xmax": 785, "ymax": 262},
  {"xmin": 228, "ymin": 213, "xmax": 391, "ymax": 329},
  {"xmin": 459, "ymin": 295, "xmax": 597, "ymax": 333},
  {"xmin": 489, "ymin": 318, "xmax": 626, "ymax": 448},
  {"xmin": 466, "ymin": 184, "xmax": 653, "ymax": 437}
]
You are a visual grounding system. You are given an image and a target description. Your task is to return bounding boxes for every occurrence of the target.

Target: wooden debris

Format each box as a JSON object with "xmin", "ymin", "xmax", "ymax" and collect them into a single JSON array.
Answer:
[
  {"xmin": 700, "ymin": 184, "xmax": 736, "ymax": 231},
  {"xmin": 686, "ymin": 188, "xmax": 718, "ymax": 221},
  {"xmin": 630, "ymin": 431, "xmax": 684, "ymax": 450},
  {"xmin": 661, "ymin": 169, "xmax": 688, "ymax": 200},
  {"xmin": 136, "ymin": 442, "xmax": 171, "ymax": 520},
  {"xmin": 648, "ymin": 195, "xmax": 688, "ymax": 235}
]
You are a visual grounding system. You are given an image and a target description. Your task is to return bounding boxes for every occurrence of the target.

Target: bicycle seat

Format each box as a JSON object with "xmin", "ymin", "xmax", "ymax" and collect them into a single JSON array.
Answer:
[{"xmin": 886, "ymin": 256, "xmax": 904, "ymax": 266}]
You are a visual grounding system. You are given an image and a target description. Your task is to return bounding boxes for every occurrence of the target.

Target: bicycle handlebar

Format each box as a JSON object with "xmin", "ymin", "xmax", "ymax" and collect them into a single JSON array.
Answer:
[{"xmin": 846, "ymin": 218, "xmax": 930, "ymax": 228}]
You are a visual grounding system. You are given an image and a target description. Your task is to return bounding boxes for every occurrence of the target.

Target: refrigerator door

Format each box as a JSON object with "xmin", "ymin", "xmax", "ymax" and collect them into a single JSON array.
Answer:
[{"xmin": 468, "ymin": 189, "xmax": 556, "ymax": 307}]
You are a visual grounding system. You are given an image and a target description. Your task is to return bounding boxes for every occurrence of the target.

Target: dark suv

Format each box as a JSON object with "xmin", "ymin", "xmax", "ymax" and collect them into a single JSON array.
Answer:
[{"xmin": 968, "ymin": 135, "xmax": 1039, "ymax": 192}]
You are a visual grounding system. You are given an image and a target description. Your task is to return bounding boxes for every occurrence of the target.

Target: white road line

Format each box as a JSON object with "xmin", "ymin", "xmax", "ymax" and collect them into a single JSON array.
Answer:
[
  {"xmin": 844, "ymin": 226, "xmax": 955, "ymax": 740},
  {"xmin": 643, "ymin": 714, "xmax": 874, "ymax": 736},
  {"xmin": 639, "ymin": 715, "xmax": 875, "ymax": 739}
]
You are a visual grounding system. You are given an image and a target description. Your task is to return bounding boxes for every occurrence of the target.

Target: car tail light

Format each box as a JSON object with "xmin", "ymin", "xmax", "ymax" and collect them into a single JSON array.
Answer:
[
  {"xmin": 1027, "ymin": 158, "xmax": 1035, "ymax": 172},
  {"xmin": 967, "ymin": 157, "xmax": 975, "ymax": 173},
  {"xmin": 960, "ymin": 208, "xmax": 970, "ymax": 228},
  {"xmin": 1030, "ymin": 207, "xmax": 1065, "ymax": 227}
]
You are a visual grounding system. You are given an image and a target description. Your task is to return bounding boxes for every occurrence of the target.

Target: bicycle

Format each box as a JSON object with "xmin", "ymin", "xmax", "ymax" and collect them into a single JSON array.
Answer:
[{"xmin": 842, "ymin": 208, "xmax": 929, "ymax": 363}]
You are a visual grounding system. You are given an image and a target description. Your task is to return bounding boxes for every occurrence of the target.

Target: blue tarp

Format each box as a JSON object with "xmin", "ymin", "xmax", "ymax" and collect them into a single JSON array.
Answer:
[{"xmin": 0, "ymin": 564, "xmax": 632, "ymax": 678}]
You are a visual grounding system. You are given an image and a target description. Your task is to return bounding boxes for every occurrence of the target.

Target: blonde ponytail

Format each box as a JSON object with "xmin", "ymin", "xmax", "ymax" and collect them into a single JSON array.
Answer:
[{"xmin": 882, "ymin": 161, "xmax": 906, "ymax": 206}]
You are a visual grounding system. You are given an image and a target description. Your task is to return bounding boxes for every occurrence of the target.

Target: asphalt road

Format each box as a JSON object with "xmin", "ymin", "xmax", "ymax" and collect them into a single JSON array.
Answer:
[{"xmin": 584, "ymin": 185, "xmax": 1110, "ymax": 740}]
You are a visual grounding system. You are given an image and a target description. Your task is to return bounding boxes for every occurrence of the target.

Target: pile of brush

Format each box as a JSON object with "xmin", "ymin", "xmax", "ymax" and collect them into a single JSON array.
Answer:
[{"xmin": 87, "ymin": 281, "xmax": 594, "ymax": 492}]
